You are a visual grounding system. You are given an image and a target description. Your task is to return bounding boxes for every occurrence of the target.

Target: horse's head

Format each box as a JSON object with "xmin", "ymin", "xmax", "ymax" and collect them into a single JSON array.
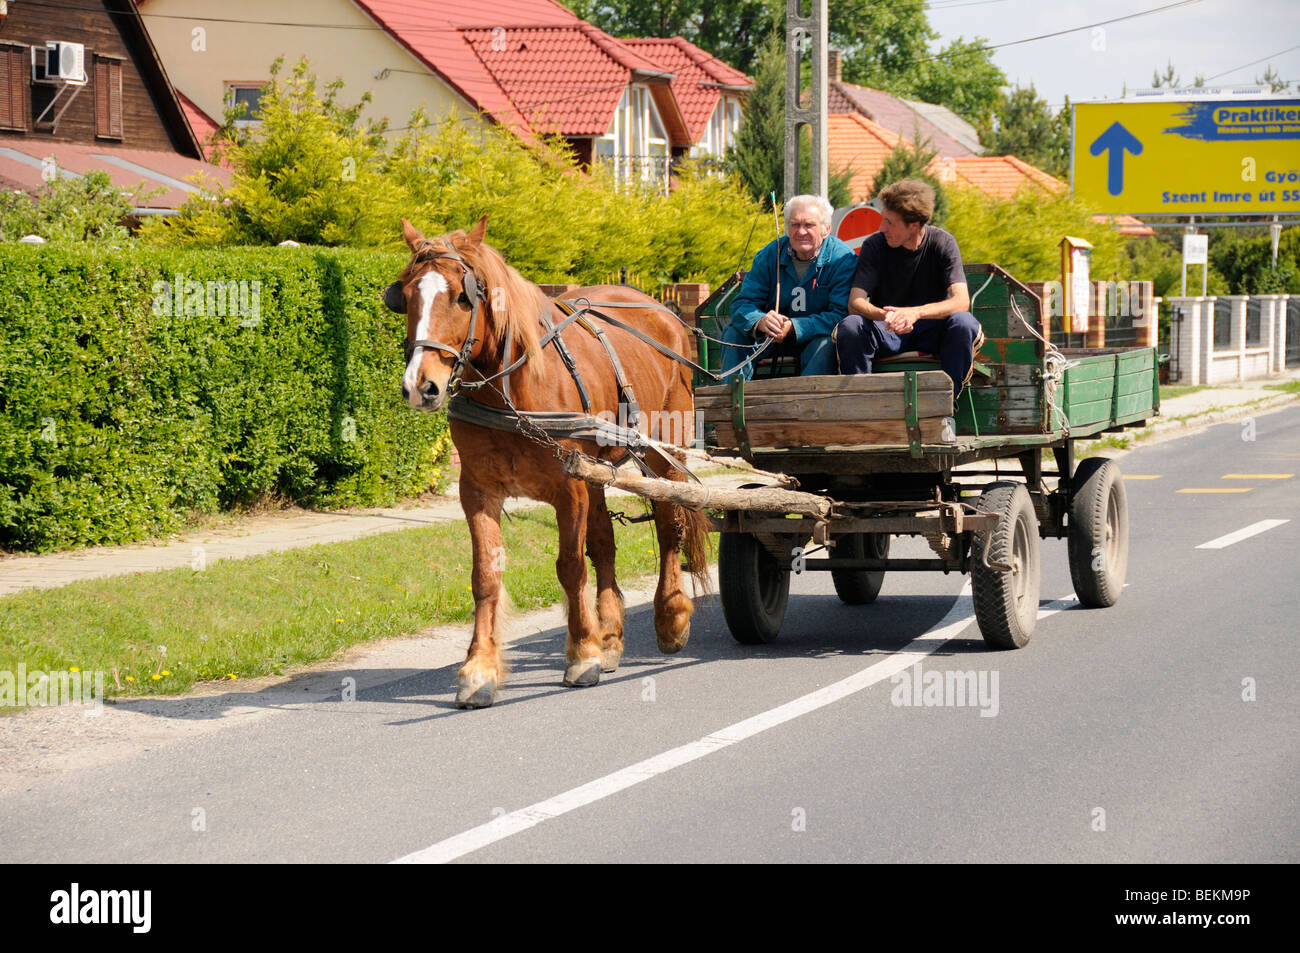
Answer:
[{"xmin": 388, "ymin": 216, "xmax": 490, "ymax": 411}]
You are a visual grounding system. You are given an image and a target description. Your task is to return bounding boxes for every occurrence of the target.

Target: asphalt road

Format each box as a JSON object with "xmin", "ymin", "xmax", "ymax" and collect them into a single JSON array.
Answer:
[{"xmin": 2, "ymin": 406, "xmax": 1297, "ymax": 863}]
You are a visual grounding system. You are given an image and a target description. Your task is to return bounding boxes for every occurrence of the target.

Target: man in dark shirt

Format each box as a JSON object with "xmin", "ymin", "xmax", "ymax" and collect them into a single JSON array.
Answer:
[{"xmin": 835, "ymin": 179, "xmax": 983, "ymax": 400}]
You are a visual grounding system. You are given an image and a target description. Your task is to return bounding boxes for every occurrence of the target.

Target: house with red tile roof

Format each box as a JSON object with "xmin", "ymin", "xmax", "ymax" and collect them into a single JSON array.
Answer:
[
  {"xmin": 0, "ymin": 0, "xmax": 231, "ymax": 216},
  {"xmin": 139, "ymin": 0, "xmax": 750, "ymax": 187}
]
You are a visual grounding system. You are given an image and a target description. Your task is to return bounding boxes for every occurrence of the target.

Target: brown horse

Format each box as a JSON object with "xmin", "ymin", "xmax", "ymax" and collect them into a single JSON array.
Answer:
[{"xmin": 393, "ymin": 216, "xmax": 710, "ymax": 708}]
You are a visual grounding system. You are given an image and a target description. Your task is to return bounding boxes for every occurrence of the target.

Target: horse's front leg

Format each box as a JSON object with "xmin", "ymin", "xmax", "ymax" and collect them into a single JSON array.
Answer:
[
  {"xmin": 585, "ymin": 485, "xmax": 626, "ymax": 673},
  {"xmin": 456, "ymin": 477, "xmax": 508, "ymax": 709},
  {"xmin": 554, "ymin": 480, "xmax": 604, "ymax": 688}
]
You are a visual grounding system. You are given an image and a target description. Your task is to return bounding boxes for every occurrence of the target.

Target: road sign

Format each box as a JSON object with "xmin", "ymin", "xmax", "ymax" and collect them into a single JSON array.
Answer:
[
  {"xmin": 1182, "ymin": 234, "xmax": 1208, "ymax": 265},
  {"xmin": 1073, "ymin": 97, "xmax": 1300, "ymax": 214}
]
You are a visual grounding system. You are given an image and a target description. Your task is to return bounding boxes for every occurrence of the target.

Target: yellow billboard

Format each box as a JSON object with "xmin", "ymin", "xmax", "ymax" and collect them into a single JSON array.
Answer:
[{"xmin": 1073, "ymin": 98, "xmax": 1300, "ymax": 214}]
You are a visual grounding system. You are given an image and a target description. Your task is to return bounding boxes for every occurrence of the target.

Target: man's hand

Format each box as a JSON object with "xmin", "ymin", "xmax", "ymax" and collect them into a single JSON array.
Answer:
[
  {"xmin": 882, "ymin": 305, "xmax": 922, "ymax": 334},
  {"xmin": 756, "ymin": 309, "xmax": 793, "ymax": 342}
]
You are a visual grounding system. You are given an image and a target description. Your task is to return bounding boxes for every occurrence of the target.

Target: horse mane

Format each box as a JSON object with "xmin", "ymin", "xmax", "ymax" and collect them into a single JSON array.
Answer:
[{"xmin": 444, "ymin": 231, "xmax": 547, "ymax": 386}]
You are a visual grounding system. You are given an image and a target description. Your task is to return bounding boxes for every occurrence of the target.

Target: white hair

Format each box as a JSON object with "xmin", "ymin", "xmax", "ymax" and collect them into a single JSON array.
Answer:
[{"xmin": 783, "ymin": 194, "xmax": 833, "ymax": 228}]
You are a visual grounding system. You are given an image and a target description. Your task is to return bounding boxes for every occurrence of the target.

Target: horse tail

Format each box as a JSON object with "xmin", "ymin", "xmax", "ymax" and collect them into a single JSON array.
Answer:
[{"xmin": 681, "ymin": 504, "xmax": 713, "ymax": 595}]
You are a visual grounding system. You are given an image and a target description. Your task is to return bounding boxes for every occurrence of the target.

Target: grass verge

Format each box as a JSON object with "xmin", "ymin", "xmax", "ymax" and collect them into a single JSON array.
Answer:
[{"xmin": 1, "ymin": 504, "xmax": 683, "ymax": 709}]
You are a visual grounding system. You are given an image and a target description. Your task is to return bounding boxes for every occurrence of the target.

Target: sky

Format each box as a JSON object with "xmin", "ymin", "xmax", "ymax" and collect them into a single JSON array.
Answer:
[{"xmin": 928, "ymin": 0, "xmax": 1300, "ymax": 109}]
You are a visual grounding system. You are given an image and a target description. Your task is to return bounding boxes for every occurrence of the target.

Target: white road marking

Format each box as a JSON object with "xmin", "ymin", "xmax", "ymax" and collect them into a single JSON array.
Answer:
[
  {"xmin": 392, "ymin": 585, "xmax": 1079, "ymax": 864},
  {"xmin": 1195, "ymin": 519, "xmax": 1290, "ymax": 550}
]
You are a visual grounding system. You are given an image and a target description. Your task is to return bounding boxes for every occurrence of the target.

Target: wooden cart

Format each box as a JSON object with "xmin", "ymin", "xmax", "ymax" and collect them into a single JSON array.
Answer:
[{"xmin": 685, "ymin": 263, "xmax": 1159, "ymax": 648}]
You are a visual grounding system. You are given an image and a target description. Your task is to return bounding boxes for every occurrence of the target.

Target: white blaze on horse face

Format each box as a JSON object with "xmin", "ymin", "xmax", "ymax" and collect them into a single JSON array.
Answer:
[{"xmin": 404, "ymin": 270, "xmax": 450, "ymax": 406}]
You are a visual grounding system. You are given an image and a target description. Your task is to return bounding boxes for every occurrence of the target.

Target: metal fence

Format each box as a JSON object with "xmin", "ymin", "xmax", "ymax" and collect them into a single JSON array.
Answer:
[
  {"xmin": 1213, "ymin": 299, "xmax": 1233, "ymax": 350},
  {"xmin": 1245, "ymin": 298, "xmax": 1263, "ymax": 347},
  {"xmin": 1167, "ymin": 304, "xmax": 1183, "ymax": 381},
  {"xmin": 1288, "ymin": 298, "xmax": 1300, "ymax": 367}
]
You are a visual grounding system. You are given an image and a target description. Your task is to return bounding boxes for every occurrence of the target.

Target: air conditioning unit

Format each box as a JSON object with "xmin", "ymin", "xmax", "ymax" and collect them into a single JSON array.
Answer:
[{"xmin": 33, "ymin": 41, "xmax": 87, "ymax": 85}]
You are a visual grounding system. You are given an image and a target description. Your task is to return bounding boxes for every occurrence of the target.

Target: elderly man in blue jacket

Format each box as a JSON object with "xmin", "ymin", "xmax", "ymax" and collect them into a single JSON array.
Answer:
[{"xmin": 721, "ymin": 194, "xmax": 857, "ymax": 380}]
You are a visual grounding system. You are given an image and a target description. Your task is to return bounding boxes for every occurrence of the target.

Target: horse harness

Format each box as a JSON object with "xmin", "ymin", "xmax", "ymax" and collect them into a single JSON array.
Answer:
[{"xmin": 388, "ymin": 242, "xmax": 723, "ymax": 477}]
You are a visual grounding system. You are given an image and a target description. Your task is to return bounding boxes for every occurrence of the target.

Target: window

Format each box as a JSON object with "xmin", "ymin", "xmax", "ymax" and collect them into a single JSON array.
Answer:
[
  {"xmin": 595, "ymin": 84, "xmax": 670, "ymax": 192},
  {"xmin": 225, "ymin": 83, "xmax": 264, "ymax": 126},
  {"xmin": 0, "ymin": 44, "xmax": 29, "ymax": 131},
  {"xmin": 93, "ymin": 55, "xmax": 123, "ymax": 139}
]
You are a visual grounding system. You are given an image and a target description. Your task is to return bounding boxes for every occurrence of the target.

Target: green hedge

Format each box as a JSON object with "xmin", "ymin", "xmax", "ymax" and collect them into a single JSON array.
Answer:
[{"xmin": 0, "ymin": 244, "xmax": 450, "ymax": 552}]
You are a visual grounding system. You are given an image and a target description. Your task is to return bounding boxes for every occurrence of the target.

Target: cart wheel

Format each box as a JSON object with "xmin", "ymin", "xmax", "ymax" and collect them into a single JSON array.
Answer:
[
  {"xmin": 971, "ymin": 482, "xmax": 1041, "ymax": 650},
  {"xmin": 719, "ymin": 531, "xmax": 791, "ymax": 644},
  {"xmin": 831, "ymin": 533, "xmax": 889, "ymax": 605},
  {"xmin": 1068, "ymin": 457, "xmax": 1129, "ymax": 608}
]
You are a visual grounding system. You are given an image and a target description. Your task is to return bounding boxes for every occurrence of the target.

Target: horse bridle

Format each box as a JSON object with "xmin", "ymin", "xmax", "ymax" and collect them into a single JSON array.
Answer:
[{"xmin": 386, "ymin": 240, "xmax": 487, "ymax": 393}]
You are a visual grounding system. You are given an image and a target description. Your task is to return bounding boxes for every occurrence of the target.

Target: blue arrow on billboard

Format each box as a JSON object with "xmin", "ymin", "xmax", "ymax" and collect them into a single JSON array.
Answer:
[{"xmin": 1089, "ymin": 122, "xmax": 1143, "ymax": 196}]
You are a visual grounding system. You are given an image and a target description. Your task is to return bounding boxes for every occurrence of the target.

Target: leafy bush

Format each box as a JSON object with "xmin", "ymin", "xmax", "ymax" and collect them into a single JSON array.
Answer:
[
  {"xmin": 0, "ymin": 170, "xmax": 149, "ymax": 242},
  {"xmin": 0, "ymin": 244, "xmax": 449, "ymax": 552},
  {"xmin": 946, "ymin": 185, "xmax": 1127, "ymax": 281}
]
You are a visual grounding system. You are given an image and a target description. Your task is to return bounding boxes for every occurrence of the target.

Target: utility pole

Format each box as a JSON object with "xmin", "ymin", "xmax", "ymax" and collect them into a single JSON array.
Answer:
[{"xmin": 784, "ymin": 0, "xmax": 828, "ymax": 202}]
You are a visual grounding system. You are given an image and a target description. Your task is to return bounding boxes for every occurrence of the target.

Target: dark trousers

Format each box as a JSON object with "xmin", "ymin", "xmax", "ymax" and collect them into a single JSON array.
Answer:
[{"xmin": 835, "ymin": 311, "xmax": 982, "ymax": 400}]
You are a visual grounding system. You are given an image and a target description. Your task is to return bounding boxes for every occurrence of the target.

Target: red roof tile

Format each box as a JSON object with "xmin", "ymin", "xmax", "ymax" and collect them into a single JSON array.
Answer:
[{"xmin": 932, "ymin": 155, "xmax": 1067, "ymax": 199}]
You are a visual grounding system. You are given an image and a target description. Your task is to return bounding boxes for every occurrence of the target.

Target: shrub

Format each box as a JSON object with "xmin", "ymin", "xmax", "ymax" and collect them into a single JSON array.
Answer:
[{"xmin": 0, "ymin": 244, "xmax": 449, "ymax": 552}]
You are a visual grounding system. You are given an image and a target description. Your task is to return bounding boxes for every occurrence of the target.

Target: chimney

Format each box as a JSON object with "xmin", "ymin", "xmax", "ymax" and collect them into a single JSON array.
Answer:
[{"xmin": 828, "ymin": 49, "xmax": 843, "ymax": 84}]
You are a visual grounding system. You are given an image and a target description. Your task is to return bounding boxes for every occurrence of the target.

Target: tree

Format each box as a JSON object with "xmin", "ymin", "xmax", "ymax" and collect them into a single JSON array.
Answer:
[
  {"xmin": 1150, "ymin": 60, "xmax": 1205, "ymax": 88},
  {"xmin": 977, "ymin": 84, "xmax": 1071, "ymax": 179},
  {"xmin": 870, "ymin": 136, "xmax": 948, "ymax": 228},
  {"xmin": 908, "ymin": 37, "xmax": 1006, "ymax": 129},
  {"xmin": 1256, "ymin": 65, "xmax": 1292, "ymax": 93}
]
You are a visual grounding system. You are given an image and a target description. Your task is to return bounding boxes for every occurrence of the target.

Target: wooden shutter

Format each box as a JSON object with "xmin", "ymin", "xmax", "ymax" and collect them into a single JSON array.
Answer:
[
  {"xmin": 94, "ymin": 56, "xmax": 123, "ymax": 140},
  {"xmin": 0, "ymin": 45, "xmax": 28, "ymax": 131}
]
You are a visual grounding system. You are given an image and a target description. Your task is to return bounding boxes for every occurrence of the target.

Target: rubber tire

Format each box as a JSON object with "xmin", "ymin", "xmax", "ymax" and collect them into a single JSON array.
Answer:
[
  {"xmin": 1068, "ymin": 457, "xmax": 1129, "ymax": 608},
  {"xmin": 719, "ymin": 531, "xmax": 791, "ymax": 644},
  {"xmin": 971, "ymin": 482, "xmax": 1041, "ymax": 650},
  {"xmin": 831, "ymin": 533, "xmax": 890, "ymax": 605}
]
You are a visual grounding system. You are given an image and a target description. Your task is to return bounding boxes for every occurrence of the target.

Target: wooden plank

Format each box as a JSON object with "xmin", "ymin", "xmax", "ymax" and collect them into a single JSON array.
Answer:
[
  {"xmin": 1065, "ymin": 378, "xmax": 1115, "ymax": 405},
  {"xmin": 695, "ymin": 370, "xmax": 951, "ymax": 399},
  {"xmin": 696, "ymin": 391, "xmax": 953, "ymax": 420},
  {"xmin": 1116, "ymin": 392, "xmax": 1153, "ymax": 418},
  {"xmin": 711, "ymin": 416, "xmax": 949, "ymax": 450},
  {"xmin": 1067, "ymin": 399, "xmax": 1112, "ymax": 427}
]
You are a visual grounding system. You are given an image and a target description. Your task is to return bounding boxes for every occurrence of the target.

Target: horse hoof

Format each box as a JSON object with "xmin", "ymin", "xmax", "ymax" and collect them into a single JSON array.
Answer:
[
  {"xmin": 656, "ymin": 622, "xmax": 690, "ymax": 655},
  {"xmin": 455, "ymin": 676, "xmax": 497, "ymax": 709},
  {"xmin": 563, "ymin": 658, "xmax": 602, "ymax": 687},
  {"xmin": 600, "ymin": 646, "xmax": 624, "ymax": 673}
]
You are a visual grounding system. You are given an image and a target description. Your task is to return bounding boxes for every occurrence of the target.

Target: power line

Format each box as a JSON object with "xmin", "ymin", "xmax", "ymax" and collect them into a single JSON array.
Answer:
[{"xmin": 1202, "ymin": 43, "xmax": 1300, "ymax": 83}]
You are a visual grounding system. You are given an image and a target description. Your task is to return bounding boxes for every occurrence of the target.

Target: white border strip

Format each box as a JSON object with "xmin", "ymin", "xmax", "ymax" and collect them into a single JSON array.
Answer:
[
  {"xmin": 395, "ymin": 583, "xmax": 1041, "ymax": 864},
  {"xmin": 1196, "ymin": 519, "xmax": 1289, "ymax": 550}
]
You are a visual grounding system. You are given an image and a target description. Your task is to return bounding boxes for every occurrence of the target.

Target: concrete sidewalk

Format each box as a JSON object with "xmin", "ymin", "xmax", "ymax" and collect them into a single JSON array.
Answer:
[{"xmin": 3, "ymin": 373, "xmax": 1297, "ymax": 598}]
